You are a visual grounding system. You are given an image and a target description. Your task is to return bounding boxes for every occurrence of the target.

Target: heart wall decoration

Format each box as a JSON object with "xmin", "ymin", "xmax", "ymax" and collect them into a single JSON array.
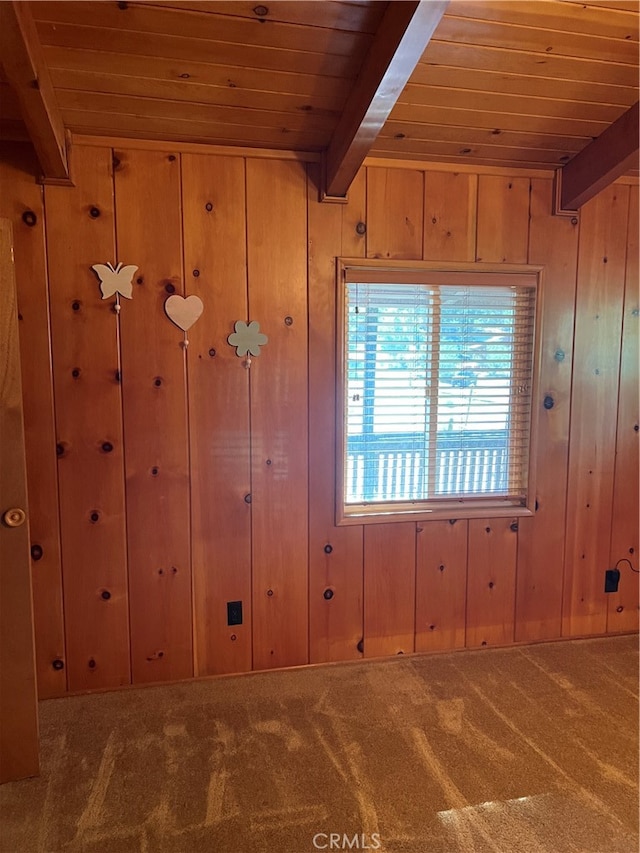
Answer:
[{"xmin": 164, "ymin": 294, "xmax": 204, "ymax": 347}]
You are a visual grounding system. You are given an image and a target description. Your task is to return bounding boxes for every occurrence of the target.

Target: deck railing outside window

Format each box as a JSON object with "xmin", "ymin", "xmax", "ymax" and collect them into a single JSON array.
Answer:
[{"xmin": 346, "ymin": 429, "xmax": 509, "ymax": 503}]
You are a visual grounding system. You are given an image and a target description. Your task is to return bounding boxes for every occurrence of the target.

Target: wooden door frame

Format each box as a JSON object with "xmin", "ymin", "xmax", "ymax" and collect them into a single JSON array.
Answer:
[{"xmin": 0, "ymin": 216, "xmax": 40, "ymax": 783}]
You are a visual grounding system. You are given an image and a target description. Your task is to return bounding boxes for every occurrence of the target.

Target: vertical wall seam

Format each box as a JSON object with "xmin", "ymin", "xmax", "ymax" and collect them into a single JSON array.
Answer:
[
  {"xmin": 606, "ymin": 186, "xmax": 633, "ymax": 634},
  {"xmin": 305, "ymin": 163, "xmax": 312, "ymax": 666},
  {"xmin": 178, "ymin": 153, "xmax": 195, "ymax": 677},
  {"xmin": 40, "ymin": 178, "xmax": 69, "ymax": 695},
  {"xmin": 304, "ymin": 164, "xmax": 311, "ymax": 665},
  {"xmin": 413, "ymin": 522, "xmax": 419, "ymax": 653},
  {"xmin": 470, "ymin": 173, "xmax": 479, "ymax": 263},
  {"xmin": 559, "ymin": 194, "xmax": 582, "ymax": 638},
  {"xmin": 244, "ymin": 157, "xmax": 254, "ymax": 672},
  {"xmin": 421, "ymin": 170, "xmax": 426, "ymax": 262},
  {"xmin": 111, "ymin": 146, "xmax": 133, "ymax": 686},
  {"xmin": 514, "ymin": 178, "xmax": 534, "ymax": 644},
  {"xmin": 463, "ymin": 521, "xmax": 469, "ymax": 649},
  {"xmin": 362, "ymin": 168, "xmax": 367, "ymax": 655}
]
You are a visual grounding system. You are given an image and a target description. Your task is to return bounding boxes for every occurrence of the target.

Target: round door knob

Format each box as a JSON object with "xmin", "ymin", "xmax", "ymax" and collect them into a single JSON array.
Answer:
[{"xmin": 3, "ymin": 508, "xmax": 26, "ymax": 527}]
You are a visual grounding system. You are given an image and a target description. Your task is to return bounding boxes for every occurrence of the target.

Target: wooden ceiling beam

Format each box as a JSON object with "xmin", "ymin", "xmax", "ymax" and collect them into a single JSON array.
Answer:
[
  {"xmin": 0, "ymin": 1, "xmax": 69, "ymax": 181},
  {"xmin": 322, "ymin": 0, "xmax": 449, "ymax": 201},
  {"xmin": 557, "ymin": 101, "xmax": 639, "ymax": 212}
]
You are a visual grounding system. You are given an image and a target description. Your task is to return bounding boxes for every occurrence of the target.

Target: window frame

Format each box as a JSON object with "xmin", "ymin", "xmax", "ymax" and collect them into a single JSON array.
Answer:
[{"xmin": 335, "ymin": 259, "xmax": 544, "ymax": 526}]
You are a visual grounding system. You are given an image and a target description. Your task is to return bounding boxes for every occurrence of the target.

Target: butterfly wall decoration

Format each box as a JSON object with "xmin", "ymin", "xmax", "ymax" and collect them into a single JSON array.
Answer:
[{"xmin": 91, "ymin": 261, "xmax": 139, "ymax": 311}]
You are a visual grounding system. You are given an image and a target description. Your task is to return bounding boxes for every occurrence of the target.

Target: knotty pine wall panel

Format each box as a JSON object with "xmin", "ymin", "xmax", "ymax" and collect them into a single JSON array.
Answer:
[
  {"xmin": 340, "ymin": 168, "xmax": 368, "ymax": 258},
  {"xmin": 423, "ymin": 171, "xmax": 477, "ymax": 262},
  {"xmin": 516, "ymin": 178, "xmax": 578, "ymax": 642},
  {"xmin": 45, "ymin": 146, "xmax": 131, "ymax": 691},
  {"xmin": 366, "ymin": 167, "xmax": 424, "ymax": 260},
  {"xmin": 362, "ymin": 164, "xmax": 421, "ymax": 660},
  {"xmin": 607, "ymin": 186, "xmax": 639, "ymax": 634},
  {"xmin": 308, "ymin": 163, "xmax": 364, "ymax": 664},
  {"xmin": 364, "ymin": 523, "xmax": 416, "ymax": 658},
  {"xmin": 2, "ymin": 141, "xmax": 637, "ymax": 697},
  {"xmin": 415, "ymin": 171, "xmax": 476, "ymax": 654},
  {"xmin": 562, "ymin": 185, "xmax": 629, "ymax": 638},
  {"xmin": 246, "ymin": 158, "xmax": 309, "ymax": 671},
  {"xmin": 415, "ymin": 520, "xmax": 468, "ymax": 652},
  {"xmin": 0, "ymin": 147, "xmax": 66, "ymax": 698},
  {"xmin": 181, "ymin": 154, "xmax": 252, "ymax": 676},
  {"xmin": 476, "ymin": 175, "xmax": 530, "ymax": 263},
  {"xmin": 114, "ymin": 148, "xmax": 193, "ymax": 683},
  {"xmin": 466, "ymin": 518, "xmax": 518, "ymax": 648}
]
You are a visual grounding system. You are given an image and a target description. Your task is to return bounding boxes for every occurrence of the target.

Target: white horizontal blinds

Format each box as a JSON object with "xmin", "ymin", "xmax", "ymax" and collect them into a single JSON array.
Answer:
[
  {"xmin": 346, "ymin": 284, "xmax": 434, "ymax": 503},
  {"xmin": 435, "ymin": 284, "xmax": 535, "ymax": 500},
  {"xmin": 344, "ymin": 278, "xmax": 536, "ymax": 507},
  {"xmin": 508, "ymin": 285, "xmax": 537, "ymax": 495}
]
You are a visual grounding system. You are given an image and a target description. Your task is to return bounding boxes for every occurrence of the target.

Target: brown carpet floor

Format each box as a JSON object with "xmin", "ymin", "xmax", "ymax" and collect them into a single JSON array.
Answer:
[{"xmin": 0, "ymin": 635, "xmax": 638, "ymax": 853}]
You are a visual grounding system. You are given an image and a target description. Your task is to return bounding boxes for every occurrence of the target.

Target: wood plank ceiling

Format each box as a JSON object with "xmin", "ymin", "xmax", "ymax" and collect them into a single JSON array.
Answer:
[{"xmin": 0, "ymin": 0, "xmax": 638, "ymax": 193}]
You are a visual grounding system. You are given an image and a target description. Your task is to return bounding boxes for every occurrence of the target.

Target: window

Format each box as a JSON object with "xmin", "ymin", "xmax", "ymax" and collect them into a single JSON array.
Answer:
[{"xmin": 336, "ymin": 261, "xmax": 542, "ymax": 524}]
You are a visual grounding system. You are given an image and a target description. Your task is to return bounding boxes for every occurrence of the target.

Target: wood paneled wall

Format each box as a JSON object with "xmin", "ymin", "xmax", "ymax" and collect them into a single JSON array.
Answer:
[{"xmin": 1, "ymin": 141, "xmax": 637, "ymax": 697}]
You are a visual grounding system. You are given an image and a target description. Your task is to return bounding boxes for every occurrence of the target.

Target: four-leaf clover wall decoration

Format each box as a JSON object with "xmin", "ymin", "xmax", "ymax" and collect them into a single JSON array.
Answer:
[{"xmin": 227, "ymin": 320, "xmax": 268, "ymax": 366}]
